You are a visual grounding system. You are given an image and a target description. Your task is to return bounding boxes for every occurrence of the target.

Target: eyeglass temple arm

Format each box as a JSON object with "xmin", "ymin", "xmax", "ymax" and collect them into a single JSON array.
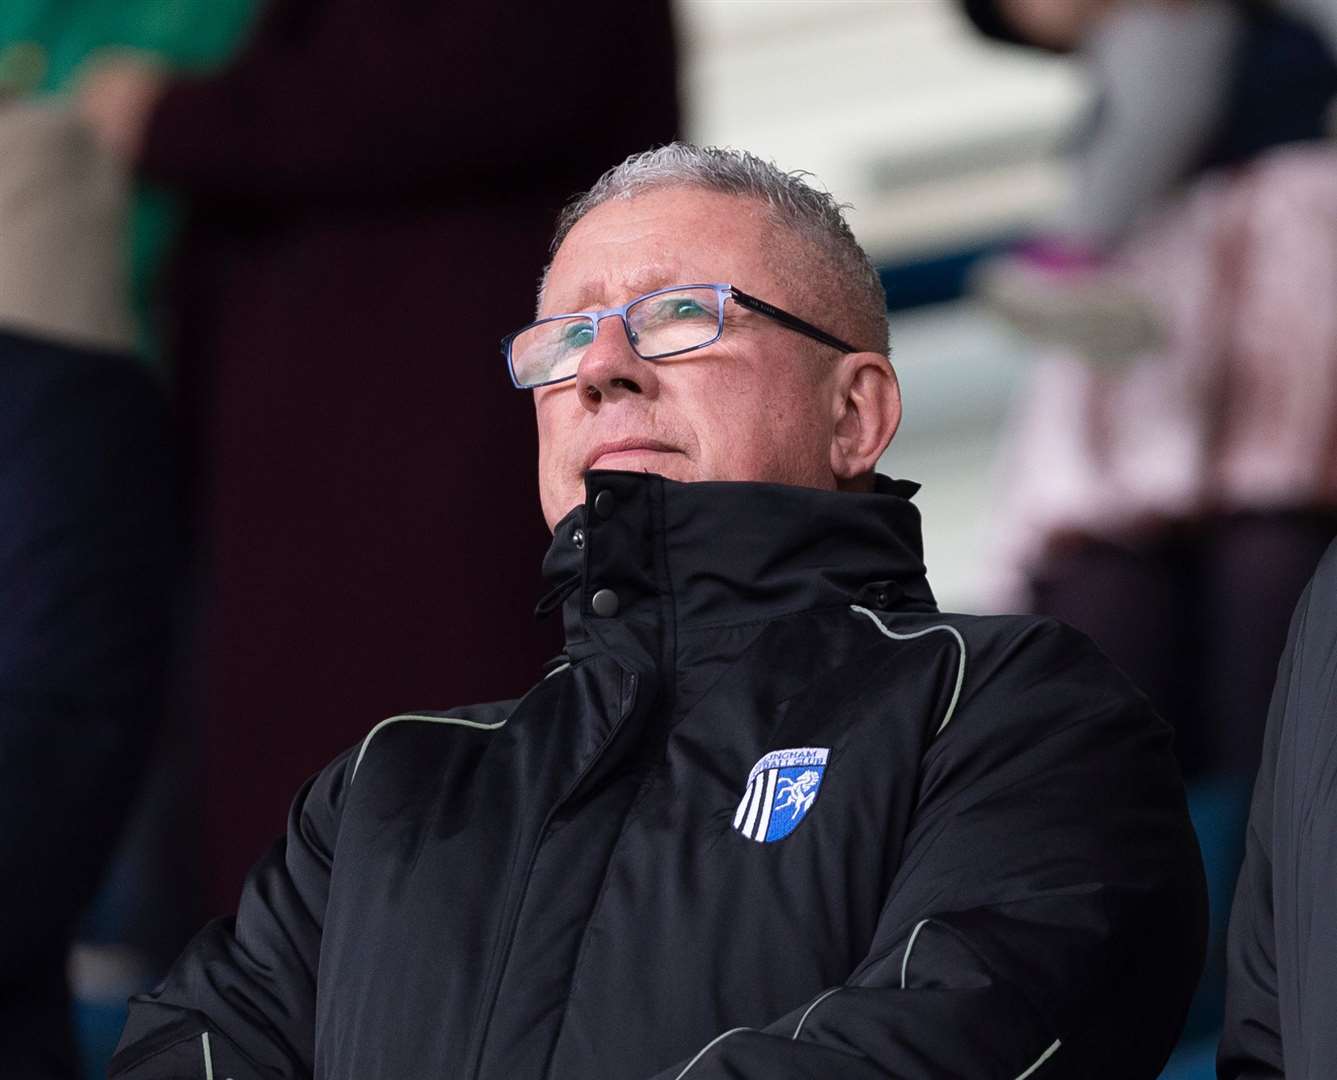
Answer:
[{"xmin": 728, "ymin": 287, "xmax": 859, "ymax": 354}]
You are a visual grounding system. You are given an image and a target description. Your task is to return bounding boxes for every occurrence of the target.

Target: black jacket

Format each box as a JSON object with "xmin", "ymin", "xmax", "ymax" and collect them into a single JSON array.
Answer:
[
  {"xmin": 1219, "ymin": 538, "xmax": 1337, "ymax": 1079},
  {"xmin": 111, "ymin": 472, "xmax": 1206, "ymax": 1079}
]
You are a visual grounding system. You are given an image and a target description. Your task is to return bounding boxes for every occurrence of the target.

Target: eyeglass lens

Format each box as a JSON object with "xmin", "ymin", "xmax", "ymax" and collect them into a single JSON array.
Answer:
[{"xmin": 510, "ymin": 286, "xmax": 724, "ymax": 388}]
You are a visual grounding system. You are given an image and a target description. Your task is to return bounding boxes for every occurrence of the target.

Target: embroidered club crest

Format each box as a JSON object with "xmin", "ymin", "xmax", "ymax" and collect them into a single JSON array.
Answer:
[{"xmin": 732, "ymin": 747, "xmax": 829, "ymax": 843}]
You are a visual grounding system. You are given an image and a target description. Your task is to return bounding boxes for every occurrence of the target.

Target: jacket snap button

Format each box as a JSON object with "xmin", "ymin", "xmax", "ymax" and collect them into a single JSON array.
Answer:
[
  {"xmin": 591, "ymin": 588, "xmax": 619, "ymax": 617},
  {"xmin": 594, "ymin": 489, "xmax": 615, "ymax": 519},
  {"xmin": 572, "ymin": 528, "xmax": 586, "ymax": 549}
]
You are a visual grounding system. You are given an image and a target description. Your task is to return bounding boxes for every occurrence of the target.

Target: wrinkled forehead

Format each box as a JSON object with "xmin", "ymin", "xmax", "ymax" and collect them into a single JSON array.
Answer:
[{"xmin": 539, "ymin": 188, "xmax": 801, "ymax": 316}]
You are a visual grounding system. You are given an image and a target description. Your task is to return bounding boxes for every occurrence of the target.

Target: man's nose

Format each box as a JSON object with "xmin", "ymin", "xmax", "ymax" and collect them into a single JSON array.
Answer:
[{"xmin": 574, "ymin": 313, "xmax": 659, "ymax": 408}]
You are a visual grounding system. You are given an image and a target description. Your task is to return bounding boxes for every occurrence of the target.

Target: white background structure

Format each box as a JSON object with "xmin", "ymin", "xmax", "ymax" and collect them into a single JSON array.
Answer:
[{"xmin": 678, "ymin": 0, "xmax": 1090, "ymax": 607}]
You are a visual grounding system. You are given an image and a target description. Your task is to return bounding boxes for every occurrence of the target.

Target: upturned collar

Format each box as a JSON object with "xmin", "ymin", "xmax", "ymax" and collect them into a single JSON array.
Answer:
[{"xmin": 541, "ymin": 471, "xmax": 936, "ymax": 663}]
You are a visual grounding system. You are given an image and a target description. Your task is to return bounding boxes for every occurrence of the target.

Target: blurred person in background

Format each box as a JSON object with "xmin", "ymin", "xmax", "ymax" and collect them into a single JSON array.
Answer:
[
  {"xmin": 1219, "ymin": 536, "xmax": 1337, "ymax": 1077},
  {"xmin": 1, "ymin": 3, "xmax": 259, "ymax": 364},
  {"xmin": 76, "ymin": 0, "xmax": 679, "ymax": 918},
  {"xmin": 967, "ymin": 0, "xmax": 1337, "ymax": 360},
  {"xmin": 960, "ymin": 0, "xmax": 1337, "ymax": 1062},
  {"xmin": 0, "ymin": 6, "xmax": 255, "ymax": 1075},
  {"xmin": 0, "ymin": 93, "xmax": 175, "ymax": 1080}
]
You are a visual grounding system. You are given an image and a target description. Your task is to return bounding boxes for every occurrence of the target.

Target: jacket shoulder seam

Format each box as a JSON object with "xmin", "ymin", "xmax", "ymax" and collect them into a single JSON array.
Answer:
[
  {"xmin": 350, "ymin": 712, "xmax": 507, "ymax": 783},
  {"xmin": 849, "ymin": 605, "xmax": 967, "ymax": 736}
]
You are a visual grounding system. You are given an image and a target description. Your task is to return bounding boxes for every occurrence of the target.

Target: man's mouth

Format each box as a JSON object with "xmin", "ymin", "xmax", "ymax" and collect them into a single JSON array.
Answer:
[{"xmin": 584, "ymin": 438, "xmax": 682, "ymax": 472}]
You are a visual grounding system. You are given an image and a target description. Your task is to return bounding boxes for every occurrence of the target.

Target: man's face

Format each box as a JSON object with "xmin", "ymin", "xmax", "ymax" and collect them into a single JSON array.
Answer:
[{"xmin": 533, "ymin": 187, "xmax": 844, "ymax": 530}]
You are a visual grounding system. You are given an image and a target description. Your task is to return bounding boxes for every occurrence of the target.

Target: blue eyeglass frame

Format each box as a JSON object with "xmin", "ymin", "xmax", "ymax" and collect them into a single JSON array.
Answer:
[{"xmin": 500, "ymin": 282, "xmax": 859, "ymax": 389}]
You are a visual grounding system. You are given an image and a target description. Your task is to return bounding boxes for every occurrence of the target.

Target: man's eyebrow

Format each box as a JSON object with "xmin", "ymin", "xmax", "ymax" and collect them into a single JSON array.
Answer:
[{"xmin": 561, "ymin": 268, "xmax": 690, "ymax": 313}]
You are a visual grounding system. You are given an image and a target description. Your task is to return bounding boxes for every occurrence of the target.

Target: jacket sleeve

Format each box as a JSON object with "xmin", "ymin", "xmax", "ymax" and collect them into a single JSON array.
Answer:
[
  {"xmin": 646, "ymin": 619, "xmax": 1207, "ymax": 1080},
  {"xmin": 136, "ymin": 0, "xmax": 677, "ymax": 204},
  {"xmin": 1214, "ymin": 599, "xmax": 1292, "ymax": 1079},
  {"xmin": 108, "ymin": 749, "xmax": 353, "ymax": 1080},
  {"xmin": 1216, "ymin": 543, "xmax": 1337, "ymax": 1079}
]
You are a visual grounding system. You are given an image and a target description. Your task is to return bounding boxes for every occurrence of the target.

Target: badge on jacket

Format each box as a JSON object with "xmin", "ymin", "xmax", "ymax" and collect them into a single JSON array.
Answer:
[{"xmin": 732, "ymin": 747, "xmax": 829, "ymax": 843}]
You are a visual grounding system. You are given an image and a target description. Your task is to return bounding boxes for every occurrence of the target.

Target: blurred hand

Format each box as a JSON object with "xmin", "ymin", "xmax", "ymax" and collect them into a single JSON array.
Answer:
[{"xmin": 76, "ymin": 54, "xmax": 168, "ymax": 163}]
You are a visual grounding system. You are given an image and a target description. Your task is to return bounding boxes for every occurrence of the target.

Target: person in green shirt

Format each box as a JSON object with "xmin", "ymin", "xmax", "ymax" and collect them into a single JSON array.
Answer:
[
  {"xmin": 0, "ymin": 6, "xmax": 256, "ymax": 1077},
  {"xmin": 0, "ymin": 0, "xmax": 258, "ymax": 364}
]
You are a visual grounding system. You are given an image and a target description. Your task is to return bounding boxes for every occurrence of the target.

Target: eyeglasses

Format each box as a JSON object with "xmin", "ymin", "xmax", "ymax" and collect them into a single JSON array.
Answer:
[{"xmin": 501, "ymin": 282, "xmax": 858, "ymax": 390}]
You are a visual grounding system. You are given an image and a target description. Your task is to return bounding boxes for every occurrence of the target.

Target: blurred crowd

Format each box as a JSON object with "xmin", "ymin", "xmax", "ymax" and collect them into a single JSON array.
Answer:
[
  {"xmin": 968, "ymin": 0, "xmax": 1337, "ymax": 1059},
  {"xmin": 1, "ymin": 0, "xmax": 1335, "ymax": 1076}
]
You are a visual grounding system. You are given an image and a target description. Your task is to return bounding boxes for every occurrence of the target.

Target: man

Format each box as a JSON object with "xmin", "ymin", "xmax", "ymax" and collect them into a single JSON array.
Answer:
[
  {"xmin": 111, "ymin": 144, "xmax": 1206, "ymax": 1079},
  {"xmin": 1219, "ymin": 537, "xmax": 1337, "ymax": 1078}
]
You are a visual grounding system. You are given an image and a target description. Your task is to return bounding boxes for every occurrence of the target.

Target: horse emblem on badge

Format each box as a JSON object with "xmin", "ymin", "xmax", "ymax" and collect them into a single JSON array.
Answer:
[{"xmin": 732, "ymin": 747, "xmax": 829, "ymax": 843}]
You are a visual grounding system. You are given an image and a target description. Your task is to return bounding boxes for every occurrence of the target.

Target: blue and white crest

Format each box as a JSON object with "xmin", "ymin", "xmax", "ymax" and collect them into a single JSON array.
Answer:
[{"xmin": 732, "ymin": 747, "xmax": 829, "ymax": 843}]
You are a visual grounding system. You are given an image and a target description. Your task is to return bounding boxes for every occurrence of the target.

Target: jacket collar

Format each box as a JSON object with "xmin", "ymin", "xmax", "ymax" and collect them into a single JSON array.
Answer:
[{"xmin": 542, "ymin": 471, "xmax": 936, "ymax": 662}]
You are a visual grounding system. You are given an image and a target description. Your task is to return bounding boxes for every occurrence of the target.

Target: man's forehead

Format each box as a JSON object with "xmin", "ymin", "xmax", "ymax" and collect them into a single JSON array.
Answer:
[{"xmin": 542, "ymin": 188, "xmax": 783, "ymax": 313}]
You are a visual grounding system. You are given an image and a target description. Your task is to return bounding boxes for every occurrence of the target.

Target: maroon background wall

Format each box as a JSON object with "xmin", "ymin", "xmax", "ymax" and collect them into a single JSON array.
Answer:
[{"xmin": 138, "ymin": 0, "xmax": 680, "ymax": 911}]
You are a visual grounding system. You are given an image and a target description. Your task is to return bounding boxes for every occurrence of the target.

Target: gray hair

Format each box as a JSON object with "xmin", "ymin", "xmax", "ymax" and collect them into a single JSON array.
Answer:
[{"xmin": 544, "ymin": 142, "xmax": 888, "ymax": 353}]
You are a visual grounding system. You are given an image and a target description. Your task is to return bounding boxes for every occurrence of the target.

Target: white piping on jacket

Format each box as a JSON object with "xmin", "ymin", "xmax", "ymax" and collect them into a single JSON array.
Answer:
[
  {"xmin": 900, "ymin": 918, "xmax": 931, "ymax": 988},
  {"xmin": 200, "ymin": 1032, "xmax": 214, "ymax": 1080},
  {"xmin": 849, "ymin": 606, "xmax": 967, "ymax": 736},
  {"xmin": 791, "ymin": 985, "xmax": 843, "ymax": 1039},
  {"xmin": 900, "ymin": 918, "xmax": 1061, "ymax": 1076},
  {"xmin": 673, "ymin": 1027, "xmax": 751, "ymax": 1079},
  {"xmin": 1014, "ymin": 1038, "xmax": 1061, "ymax": 1078},
  {"xmin": 350, "ymin": 712, "xmax": 508, "ymax": 783},
  {"xmin": 853, "ymin": 609, "xmax": 1057, "ymax": 1074},
  {"xmin": 787, "ymin": 946, "xmax": 1060, "ymax": 1077}
]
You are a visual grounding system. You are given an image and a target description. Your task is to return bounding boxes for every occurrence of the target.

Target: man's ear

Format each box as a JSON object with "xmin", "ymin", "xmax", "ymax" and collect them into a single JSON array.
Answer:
[{"xmin": 829, "ymin": 352, "xmax": 901, "ymax": 487}]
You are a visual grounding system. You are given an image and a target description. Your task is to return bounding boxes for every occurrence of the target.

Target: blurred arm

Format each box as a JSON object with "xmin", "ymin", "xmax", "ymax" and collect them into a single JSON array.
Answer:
[
  {"xmin": 1217, "ymin": 568, "xmax": 1320, "ymax": 1079},
  {"xmin": 1060, "ymin": 0, "xmax": 1240, "ymax": 244}
]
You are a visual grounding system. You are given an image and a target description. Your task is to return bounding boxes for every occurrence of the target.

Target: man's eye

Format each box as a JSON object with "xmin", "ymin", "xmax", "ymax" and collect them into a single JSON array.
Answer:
[
  {"xmin": 558, "ymin": 323, "xmax": 595, "ymax": 351},
  {"xmin": 643, "ymin": 298, "xmax": 711, "ymax": 324},
  {"xmin": 668, "ymin": 299, "xmax": 708, "ymax": 319}
]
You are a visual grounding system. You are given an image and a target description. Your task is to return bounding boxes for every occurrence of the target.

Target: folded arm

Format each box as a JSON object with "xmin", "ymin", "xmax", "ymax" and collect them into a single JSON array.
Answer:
[
  {"xmin": 649, "ymin": 621, "xmax": 1208, "ymax": 1079},
  {"xmin": 109, "ymin": 751, "xmax": 351, "ymax": 1080}
]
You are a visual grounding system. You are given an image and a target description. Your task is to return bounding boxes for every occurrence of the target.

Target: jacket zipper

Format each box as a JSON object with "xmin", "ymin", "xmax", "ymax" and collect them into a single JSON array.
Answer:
[{"xmin": 463, "ymin": 666, "xmax": 641, "ymax": 1080}]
